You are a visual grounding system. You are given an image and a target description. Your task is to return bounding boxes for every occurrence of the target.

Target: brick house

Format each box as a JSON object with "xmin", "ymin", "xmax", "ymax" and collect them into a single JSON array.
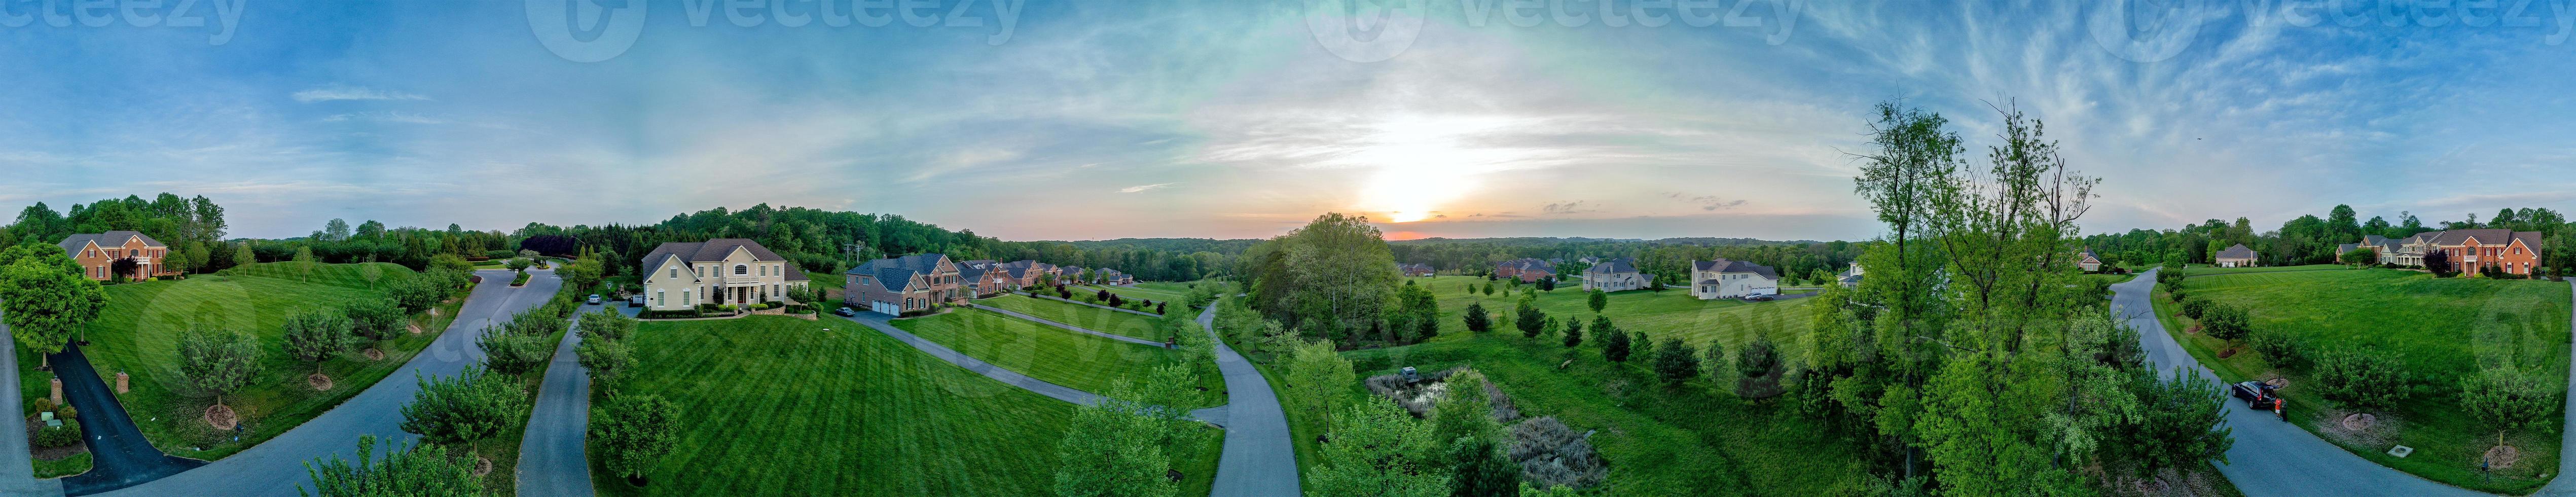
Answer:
[
  {"xmin": 638, "ymin": 239, "xmax": 810, "ymax": 312},
  {"xmin": 59, "ymin": 231, "xmax": 180, "ymax": 281},
  {"xmin": 1493, "ymin": 258, "xmax": 1554, "ymax": 283},
  {"xmin": 2426, "ymin": 229, "xmax": 2544, "ymax": 275},
  {"xmin": 844, "ymin": 254, "xmax": 964, "ymax": 316},
  {"xmin": 1398, "ymin": 263, "xmax": 1435, "ymax": 277},
  {"xmin": 999, "ymin": 260, "xmax": 1054, "ymax": 288},
  {"xmin": 1060, "ymin": 266, "xmax": 1088, "ymax": 285},
  {"xmin": 2077, "ymin": 249, "xmax": 2102, "ymax": 272},
  {"xmin": 956, "ymin": 260, "xmax": 1015, "ymax": 297}
]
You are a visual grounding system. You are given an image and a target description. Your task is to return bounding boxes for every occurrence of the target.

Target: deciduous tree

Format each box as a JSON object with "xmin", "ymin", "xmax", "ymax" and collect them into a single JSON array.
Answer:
[
  {"xmin": 591, "ymin": 394, "xmax": 679, "ymax": 482},
  {"xmin": 300, "ymin": 435, "xmax": 480, "ymax": 497},
  {"xmin": 2461, "ymin": 367, "xmax": 2554, "ymax": 448},
  {"xmin": 0, "ymin": 243, "xmax": 107, "ymax": 358},
  {"xmin": 178, "ymin": 324, "xmax": 261, "ymax": 406},
  {"xmin": 282, "ymin": 310, "xmax": 354, "ymax": 365},
  {"xmin": 398, "ymin": 366, "xmax": 527, "ymax": 450}
]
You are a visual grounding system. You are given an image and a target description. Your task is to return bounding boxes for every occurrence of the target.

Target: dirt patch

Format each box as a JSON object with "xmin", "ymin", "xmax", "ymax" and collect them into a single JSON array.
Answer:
[
  {"xmin": 2487, "ymin": 445, "xmax": 2520, "ymax": 469},
  {"xmin": 408, "ymin": 322, "xmax": 425, "ymax": 335},
  {"xmin": 2342, "ymin": 413, "xmax": 2376, "ymax": 431},
  {"xmin": 363, "ymin": 348, "xmax": 386, "ymax": 361},
  {"xmin": 2216, "ymin": 347, "xmax": 2239, "ymax": 359},
  {"xmin": 2185, "ymin": 324, "xmax": 2201, "ymax": 335},
  {"xmin": 472, "ymin": 454, "xmax": 493, "ymax": 476},
  {"xmin": 203, "ymin": 404, "xmax": 239, "ymax": 430},
  {"xmin": 2263, "ymin": 377, "xmax": 2289, "ymax": 388},
  {"xmin": 308, "ymin": 373, "xmax": 334, "ymax": 391}
]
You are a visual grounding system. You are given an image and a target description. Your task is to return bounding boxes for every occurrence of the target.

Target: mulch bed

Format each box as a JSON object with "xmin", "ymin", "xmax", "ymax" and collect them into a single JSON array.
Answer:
[
  {"xmin": 2185, "ymin": 325, "xmax": 2201, "ymax": 335},
  {"xmin": 24, "ymin": 416, "xmax": 88, "ymax": 460},
  {"xmin": 308, "ymin": 373, "xmax": 334, "ymax": 392},
  {"xmin": 2342, "ymin": 413, "xmax": 2376, "ymax": 431},
  {"xmin": 472, "ymin": 454, "xmax": 493, "ymax": 476},
  {"xmin": 2487, "ymin": 445, "xmax": 2520, "ymax": 469},
  {"xmin": 364, "ymin": 348, "xmax": 387, "ymax": 361},
  {"xmin": 2216, "ymin": 348, "xmax": 2239, "ymax": 359},
  {"xmin": 203, "ymin": 404, "xmax": 239, "ymax": 431}
]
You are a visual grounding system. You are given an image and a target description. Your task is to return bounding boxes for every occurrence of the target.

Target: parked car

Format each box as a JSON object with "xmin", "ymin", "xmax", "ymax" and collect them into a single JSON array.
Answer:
[
  {"xmin": 836, "ymin": 307, "xmax": 859, "ymax": 317},
  {"xmin": 586, "ymin": 294, "xmax": 603, "ymax": 305},
  {"xmin": 629, "ymin": 295, "xmax": 646, "ymax": 308},
  {"xmin": 2229, "ymin": 380, "xmax": 2280, "ymax": 409},
  {"xmin": 1747, "ymin": 295, "xmax": 1773, "ymax": 302}
]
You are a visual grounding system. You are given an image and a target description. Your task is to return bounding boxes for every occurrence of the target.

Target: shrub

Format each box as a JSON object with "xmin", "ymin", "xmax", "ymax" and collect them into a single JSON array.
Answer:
[
  {"xmin": 32, "ymin": 424, "xmax": 82, "ymax": 448},
  {"xmin": 2312, "ymin": 346, "xmax": 2408, "ymax": 412},
  {"xmin": 2197, "ymin": 304, "xmax": 2250, "ymax": 345},
  {"xmin": 2247, "ymin": 328, "xmax": 2306, "ymax": 371},
  {"xmin": 30, "ymin": 398, "xmax": 55, "ymax": 414},
  {"xmin": 2179, "ymin": 297, "xmax": 2212, "ymax": 320},
  {"xmin": 1507, "ymin": 417, "xmax": 1604, "ymax": 490},
  {"xmin": 1651, "ymin": 338, "xmax": 1700, "ymax": 386}
]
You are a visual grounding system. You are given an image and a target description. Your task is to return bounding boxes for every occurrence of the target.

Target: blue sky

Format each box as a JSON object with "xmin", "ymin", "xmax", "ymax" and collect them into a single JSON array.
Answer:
[{"xmin": 3, "ymin": 0, "xmax": 2573, "ymax": 241}]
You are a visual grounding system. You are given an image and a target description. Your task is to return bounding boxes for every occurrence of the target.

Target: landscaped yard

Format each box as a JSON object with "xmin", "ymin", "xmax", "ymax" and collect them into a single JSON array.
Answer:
[
  {"xmin": 47, "ymin": 262, "xmax": 456, "ymax": 462},
  {"xmin": 2150, "ymin": 268, "xmax": 2570, "ymax": 493},
  {"xmin": 594, "ymin": 316, "xmax": 1219, "ymax": 496},
  {"xmin": 892, "ymin": 309, "xmax": 1222, "ymax": 408},
  {"xmin": 1412, "ymin": 275, "xmax": 1818, "ymax": 363},
  {"xmin": 2180, "ymin": 263, "xmax": 2356, "ymax": 276},
  {"xmin": 975, "ymin": 294, "xmax": 1174, "ymax": 342},
  {"xmin": 1091, "ymin": 284, "xmax": 1187, "ymax": 302}
]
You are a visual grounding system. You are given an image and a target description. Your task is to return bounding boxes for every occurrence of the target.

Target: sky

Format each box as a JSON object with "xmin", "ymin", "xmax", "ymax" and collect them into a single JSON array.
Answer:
[{"xmin": 3, "ymin": 0, "xmax": 2574, "ymax": 242}]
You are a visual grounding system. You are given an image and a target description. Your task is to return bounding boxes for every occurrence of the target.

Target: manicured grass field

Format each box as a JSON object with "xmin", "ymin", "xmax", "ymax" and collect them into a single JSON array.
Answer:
[
  {"xmin": 65, "ymin": 262, "xmax": 450, "ymax": 460},
  {"xmin": 1130, "ymin": 281, "xmax": 1202, "ymax": 295},
  {"xmin": 892, "ymin": 310, "xmax": 1222, "ymax": 408},
  {"xmin": 1092, "ymin": 285, "xmax": 1187, "ymax": 302},
  {"xmin": 2180, "ymin": 263, "xmax": 2355, "ymax": 276},
  {"xmin": 975, "ymin": 294, "xmax": 1173, "ymax": 341},
  {"xmin": 596, "ymin": 316, "xmax": 1219, "ymax": 496},
  {"xmin": 2151, "ymin": 268, "xmax": 2569, "ymax": 493},
  {"xmin": 1413, "ymin": 276, "xmax": 1817, "ymax": 363}
]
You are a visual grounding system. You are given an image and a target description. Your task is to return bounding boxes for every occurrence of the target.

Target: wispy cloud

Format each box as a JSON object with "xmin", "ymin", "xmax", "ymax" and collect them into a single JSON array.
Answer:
[
  {"xmin": 322, "ymin": 112, "xmax": 447, "ymax": 125},
  {"xmin": 292, "ymin": 86, "xmax": 429, "ymax": 103},
  {"xmin": 1119, "ymin": 183, "xmax": 1177, "ymax": 193}
]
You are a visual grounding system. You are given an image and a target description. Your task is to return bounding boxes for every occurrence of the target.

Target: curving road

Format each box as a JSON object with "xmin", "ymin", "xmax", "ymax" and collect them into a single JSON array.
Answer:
[
  {"xmin": 94, "ymin": 269, "xmax": 562, "ymax": 496},
  {"xmin": 1197, "ymin": 302, "xmax": 1300, "ymax": 497},
  {"xmin": 2113, "ymin": 268, "xmax": 2480, "ymax": 496},
  {"xmin": 0, "ymin": 318, "xmax": 64, "ymax": 497},
  {"xmin": 515, "ymin": 301, "xmax": 629, "ymax": 496}
]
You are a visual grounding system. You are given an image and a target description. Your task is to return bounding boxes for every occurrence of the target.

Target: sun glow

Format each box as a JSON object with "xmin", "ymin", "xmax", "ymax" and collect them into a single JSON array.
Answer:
[{"xmin": 1346, "ymin": 115, "xmax": 1530, "ymax": 223}]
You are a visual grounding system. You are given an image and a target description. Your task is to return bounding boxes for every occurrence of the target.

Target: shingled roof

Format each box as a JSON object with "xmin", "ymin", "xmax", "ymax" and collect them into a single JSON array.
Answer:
[
  {"xmin": 640, "ymin": 239, "xmax": 786, "ymax": 270},
  {"xmin": 845, "ymin": 254, "xmax": 952, "ymax": 293},
  {"xmin": 2424, "ymin": 229, "xmax": 2545, "ymax": 249},
  {"xmin": 58, "ymin": 231, "xmax": 166, "ymax": 254},
  {"xmin": 1587, "ymin": 258, "xmax": 1640, "ymax": 274},
  {"xmin": 1692, "ymin": 259, "xmax": 1779, "ymax": 280},
  {"xmin": 2216, "ymin": 243, "xmax": 2258, "ymax": 260}
]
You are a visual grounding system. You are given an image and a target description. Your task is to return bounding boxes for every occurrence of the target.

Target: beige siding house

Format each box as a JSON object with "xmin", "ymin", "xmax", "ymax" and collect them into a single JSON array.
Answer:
[{"xmin": 639, "ymin": 239, "xmax": 810, "ymax": 312}]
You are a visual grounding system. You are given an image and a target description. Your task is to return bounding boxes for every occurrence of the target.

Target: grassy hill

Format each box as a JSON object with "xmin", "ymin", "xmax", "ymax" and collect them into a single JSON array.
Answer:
[
  {"xmin": 1415, "ymin": 276, "xmax": 1817, "ymax": 363},
  {"xmin": 892, "ymin": 309, "xmax": 1222, "ymax": 408},
  {"xmin": 976, "ymin": 294, "xmax": 1173, "ymax": 342},
  {"xmin": 2152, "ymin": 267, "xmax": 2570, "ymax": 493},
  {"xmin": 63, "ymin": 263, "xmax": 449, "ymax": 461},
  {"xmin": 597, "ymin": 316, "xmax": 1219, "ymax": 496}
]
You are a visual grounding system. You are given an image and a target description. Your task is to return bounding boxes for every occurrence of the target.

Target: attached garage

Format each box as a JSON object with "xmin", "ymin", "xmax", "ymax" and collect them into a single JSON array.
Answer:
[{"xmin": 868, "ymin": 300, "xmax": 901, "ymax": 316}]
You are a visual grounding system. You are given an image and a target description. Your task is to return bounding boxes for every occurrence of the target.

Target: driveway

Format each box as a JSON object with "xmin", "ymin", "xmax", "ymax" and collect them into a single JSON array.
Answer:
[
  {"xmin": 1197, "ymin": 303, "xmax": 1300, "ymax": 497},
  {"xmin": 0, "ymin": 318, "xmax": 64, "ymax": 497},
  {"xmin": 94, "ymin": 269, "xmax": 562, "ymax": 496},
  {"xmin": 50, "ymin": 343, "xmax": 203, "ymax": 495},
  {"xmin": 2113, "ymin": 268, "xmax": 2479, "ymax": 496},
  {"xmin": 514, "ymin": 301, "xmax": 613, "ymax": 497}
]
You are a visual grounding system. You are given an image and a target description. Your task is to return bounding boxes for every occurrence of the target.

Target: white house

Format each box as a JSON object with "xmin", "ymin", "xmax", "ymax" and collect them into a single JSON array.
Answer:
[
  {"xmin": 1689, "ymin": 259, "xmax": 1780, "ymax": 299},
  {"xmin": 640, "ymin": 239, "xmax": 809, "ymax": 312}
]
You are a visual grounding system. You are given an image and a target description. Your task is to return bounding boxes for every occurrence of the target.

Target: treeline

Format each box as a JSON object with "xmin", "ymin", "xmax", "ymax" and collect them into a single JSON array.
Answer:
[
  {"xmin": 250, "ymin": 221, "xmax": 516, "ymax": 270},
  {"xmin": 3, "ymin": 193, "xmax": 243, "ymax": 273},
  {"xmin": 1389, "ymin": 238, "xmax": 1864, "ymax": 286},
  {"xmin": 2080, "ymin": 205, "xmax": 2576, "ymax": 269},
  {"xmin": 508, "ymin": 204, "xmax": 1241, "ymax": 282}
]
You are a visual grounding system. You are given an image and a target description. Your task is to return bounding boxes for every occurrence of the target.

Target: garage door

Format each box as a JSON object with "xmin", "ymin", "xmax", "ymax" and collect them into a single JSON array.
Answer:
[{"xmin": 872, "ymin": 301, "xmax": 900, "ymax": 316}]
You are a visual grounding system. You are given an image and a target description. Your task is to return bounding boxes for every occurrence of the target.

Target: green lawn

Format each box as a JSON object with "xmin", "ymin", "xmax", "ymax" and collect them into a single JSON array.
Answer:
[
  {"xmin": 2151, "ymin": 268, "xmax": 2569, "ymax": 493},
  {"xmin": 595, "ymin": 316, "xmax": 1219, "ymax": 496},
  {"xmin": 1092, "ymin": 285, "xmax": 1187, "ymax": 302},
  {"xmin": 1415, "ymin": 276, "xmax": 1817, "ymax": 363},
  {"xmin": 2180, "ymin": 263, "xmax": 2356, "ymax": 276},
  {"xmin": 892, "ymin": 310, "xmax": 1221, "ymax": 408},
  {"xmin": 52, "ymin": 262, "xmax": 454, "ymax": 461},
  {"xmin": 1131, "ymin": 281, "xmax": 1203, "ymax": 295},
  {"xmin": 976, "ymin": 295, "xmax": 1174, "ymax": 342}
]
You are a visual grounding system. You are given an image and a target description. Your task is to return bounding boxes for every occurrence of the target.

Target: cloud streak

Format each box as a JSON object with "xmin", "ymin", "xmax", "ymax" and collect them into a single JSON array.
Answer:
[{"xmin": 292, "ymin": 86, "xmax": 429, "ymax": 103}]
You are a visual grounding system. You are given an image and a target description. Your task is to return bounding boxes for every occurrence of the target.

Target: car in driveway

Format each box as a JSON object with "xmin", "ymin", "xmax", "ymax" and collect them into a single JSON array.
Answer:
[
  {"xmin": 1747, "ymin": 295, "xmax": 1773, "ymax": 302},
  {"xmin": 587, "ymin": 294, "xmax": 602, "ymax": 305},
  {"xmin": 837, "ymin": 307, "xmax": 858, "ymax": 317},
  {"xmin": 2229, "ymin": 380, "xmax": 2281, "ymax": 409}
]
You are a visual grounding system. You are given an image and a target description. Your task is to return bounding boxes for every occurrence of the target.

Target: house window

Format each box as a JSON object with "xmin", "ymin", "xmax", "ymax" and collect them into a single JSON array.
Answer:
[
  {"xmin": 683, "ymin": 290, "xmax": 692, "ymax": 305},
  {"xmin": 669, "ymin": 268, "xmax": 678, "ymax": 279},
  {"xmin": 736, "ymin": 265, "xmax": 748, "ymax": 275},
  {"xmin": 656, "ymin": 290, "xmax": 665, "ymax": 307}
]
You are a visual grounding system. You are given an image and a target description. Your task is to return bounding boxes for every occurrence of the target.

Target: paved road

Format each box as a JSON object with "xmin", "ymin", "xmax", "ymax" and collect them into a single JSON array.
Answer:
[
  {"xmin": 95, "ymin": 269, "xmax": 562, "ymax": 496},
  {"xmin": 2113, "ymin": 268, "xmax": 2479, "ymax": 496},
  {"xmin": 826, "ymin": 312, "xmax": 1105, "ymax": 406},
  {"xmin": 967, "ymin": 305, "xmax": 1167, "ymax": 347},
  {"xmin": 1198, "ymin": 303, "xmax": 1300, "ymax": 497},
  {"xmin": 2533, "ymin": 280, "xmax": 2576, "ymax": 496},
  {"xmin": 515, "ymin": 301, "xmax": 628, "ymax": 497},
  {"xmin": 51, "ymin": 343, "xmax": 202, "ymax": 495},
  {"xmin": 0, "ymin": 318, "xmax": 65, "ymax": 497}
]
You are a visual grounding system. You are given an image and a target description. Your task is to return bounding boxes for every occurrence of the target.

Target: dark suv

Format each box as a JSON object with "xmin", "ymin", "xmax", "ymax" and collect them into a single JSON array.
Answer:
[{"xmin": 2229, "ymin": 380, "xmax": 2281, "ymax": 409}]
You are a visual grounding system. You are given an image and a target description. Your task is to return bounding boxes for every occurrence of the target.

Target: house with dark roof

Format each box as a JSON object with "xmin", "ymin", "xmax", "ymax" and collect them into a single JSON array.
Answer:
[
  {"xmin": 2077, "ymin": 248, "xmax": 2102, "ymax": 272},
  {"xmin": 2212, "ymin": 244, "xmax": 2258, "ymax": 267},
  {"xmin": 59, "ymin": 231, "xmax": 178, "ymax": 281},
  {"xmin": 844, "ymin": 254, "xmax": 964, "ymax": 316},
  {"xmin": 999, "ymin": 260, "xmax": 1054, "ymax": 288},
  {"xmin": 639, "ymin": 239, "xmax": 810, "ymax": 311},
  {"xmin": 2422, "ymin": 229, "xmax": 2545, "ymax": 275},
  {"xmin": 1398, "ymin": 263, "xmax": 1435, "ymax": 277},
  {"xmin": 1493, "ymin": 258, "xmax": 1554, "ymax": 283},
  {"xmin": 1581, "ymin": 258, "xmax": 1649, "ymax": 292},
  {"xmin": 1059, "ymin": 266, "xmax": 1089, "ymax": 285},
  {"xmin": 1097, "ymin": 268, "xmax": 1132, "ymax": 286},
  {"xmin": 1838, "ymin": 261, "xmax": 1864, "ymax": 288},
  {"xmin": 956, "ymin": 260, "xmax": 1016, "ymax": 297},
  {"xmin": 1688, "ymin": 259, "xmax": 1779, "ymax": 299}
]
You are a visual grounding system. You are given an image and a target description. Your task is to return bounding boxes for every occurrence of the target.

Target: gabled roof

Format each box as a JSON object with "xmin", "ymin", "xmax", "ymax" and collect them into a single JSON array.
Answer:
[
  {"xmin": 2337, "ymin": 243, "xmax": 2359, "ymax": 254},
  {"xmin": 1692, "ymin": 259, "xmax": 1779, "ymax": 280},
  {"xmin": 2418, "ymin": 229, "xmax": 2546, "ymax": 250},
  {"xmin": 2077, "ymin": 248, "xmax": 2100, "ymax": 264},
  {"xmin": 641, "ymin": 239, "xmax": 785, "ymax": 266},
  {"xmin": 59, "ymin": 231, "xmax": 166, "ymax": 254},
  {"xmin": 1587, "ymin": 258, "xmax": 1639, "ymax": 274},
  {"xmin": 845, "ymin": 254, "xmax": 953, "ymax": 293},
  {"xmin": 2216, "ymin": 244, "xmax": 2258, "ymax": 259},
  {"xmin": 2363, "ymin": 235, "xmax": 2389, "ymax": 246}
]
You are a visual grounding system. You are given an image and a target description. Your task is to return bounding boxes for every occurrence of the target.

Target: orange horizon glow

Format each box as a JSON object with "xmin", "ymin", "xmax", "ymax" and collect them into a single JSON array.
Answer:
[{"xmin": 1384, "ymin": 231, "xmax": 1431, "ymax": 241}]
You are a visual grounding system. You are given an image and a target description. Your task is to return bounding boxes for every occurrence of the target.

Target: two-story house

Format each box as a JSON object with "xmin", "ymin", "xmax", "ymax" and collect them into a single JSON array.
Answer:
[
  {"xmin": 844, "ymin": 254, "xmax": 964, "ymax": 316},
  {"xmin": 999, "ymin": 260, "xmax": 1054, "ymax": 288},
  {"xmin": 1688, "ymin": 259, "xmax": 1779, "ymax": 300},
  {"xmin": 956, "ymin": 260, "xmax": 1015, "ymax": 297},
  {"xmin": 1398, "ymin": 263, "xmax": 1435, "ymax": 277},
  {"xmin": 639, "ymin": 239, "xmax": 810, "ymax": 312},
  {"xmin": 2427, "ymin": 229, "xmax": 2545, "ymax": 275},
  {"xmin": 1581, "ymin": 258, "xmax": 1649, "ymax": 292},
  {"xmin": 1493, "ymin": 258, "xmax": 1554, "ymax": 283},
  {"xmin": 59, "ymin": 231, "xmax": 181, "ymax": 282}
]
